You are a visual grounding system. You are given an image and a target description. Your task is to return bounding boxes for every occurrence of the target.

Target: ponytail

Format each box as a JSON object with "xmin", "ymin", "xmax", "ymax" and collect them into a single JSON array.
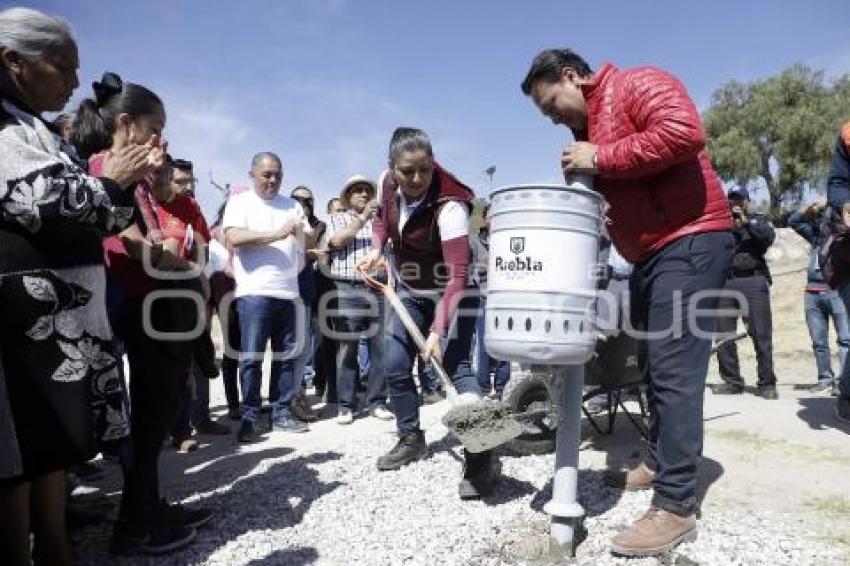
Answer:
[
  {"xmin": 70, "ymin": 71, "xmax": 163, "ymax": 160},
  {"xmin": 70, "ymin": 97, "xmax": 112, "ymax": 159}
]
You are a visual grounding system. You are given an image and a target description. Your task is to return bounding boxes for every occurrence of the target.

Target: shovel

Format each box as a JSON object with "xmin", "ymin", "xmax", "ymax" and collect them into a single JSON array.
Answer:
[{"xmin": 358, "ymin": 266, "xmax": 542, "ymax": 452}]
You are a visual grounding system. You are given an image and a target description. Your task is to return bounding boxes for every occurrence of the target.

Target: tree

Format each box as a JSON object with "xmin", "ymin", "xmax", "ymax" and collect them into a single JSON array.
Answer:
[{"xmin": 703, "ymin": 64, "xmax": 849, "ymax": 219}]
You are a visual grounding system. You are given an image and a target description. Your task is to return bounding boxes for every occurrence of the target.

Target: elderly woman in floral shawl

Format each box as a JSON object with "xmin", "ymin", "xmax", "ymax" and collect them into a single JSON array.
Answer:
[{"xmin": 0, "ymin": 8, "xmax": 156, "ymax": 565}]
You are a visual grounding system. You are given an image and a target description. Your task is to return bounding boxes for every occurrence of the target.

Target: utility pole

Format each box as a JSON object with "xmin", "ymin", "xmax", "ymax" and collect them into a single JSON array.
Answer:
[
  {"xmin": 484, "ymin": 165, "xmax": 496, "ymax": 192},
  {"xmin": 209, "ymin": 170, "xmax": 229, "ymax": 195}
]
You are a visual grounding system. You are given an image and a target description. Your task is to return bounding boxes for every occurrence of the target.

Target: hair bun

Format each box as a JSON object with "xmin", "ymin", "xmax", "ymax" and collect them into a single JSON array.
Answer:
[{"xmin": 92, "ymin": 72, "xmax": 123, "ymax": 106}]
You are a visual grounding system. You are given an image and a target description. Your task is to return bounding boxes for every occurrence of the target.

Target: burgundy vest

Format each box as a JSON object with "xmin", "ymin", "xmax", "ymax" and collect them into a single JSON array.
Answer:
[{"xmin": 380, "ymin": 163, "xmax": 474, "ymax": 289}]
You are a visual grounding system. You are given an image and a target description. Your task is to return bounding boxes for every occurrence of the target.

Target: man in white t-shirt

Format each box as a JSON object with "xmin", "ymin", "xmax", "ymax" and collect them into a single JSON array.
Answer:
[{"xmin": 223, "ymin": 152, "xmax": 316, "ymax": 442}]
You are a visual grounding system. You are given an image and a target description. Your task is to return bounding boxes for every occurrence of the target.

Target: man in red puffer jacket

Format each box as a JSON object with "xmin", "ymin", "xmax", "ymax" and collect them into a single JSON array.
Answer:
[{"xmin": 522, "ymin": 49, "xmax": 733, "ymax": 558}]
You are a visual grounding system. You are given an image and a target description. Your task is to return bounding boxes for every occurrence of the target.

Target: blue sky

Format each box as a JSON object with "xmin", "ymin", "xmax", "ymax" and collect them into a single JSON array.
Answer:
[{"xmin": 26, "ymin": 0, "xmax": 850, "ymax": 217}]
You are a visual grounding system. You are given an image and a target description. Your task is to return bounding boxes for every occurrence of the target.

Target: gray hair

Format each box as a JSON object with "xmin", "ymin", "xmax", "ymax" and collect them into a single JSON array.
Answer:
[
  {"xmin": 251, "ymin": 151, "xmax": 282, "ymax": 170},
  {"xmin": 388, "ymin": 127, "xmax": 433, "ymax": 164},
  {"xmin": 0, "ymin": 7, "xmax": 74, "ymax": 61}
]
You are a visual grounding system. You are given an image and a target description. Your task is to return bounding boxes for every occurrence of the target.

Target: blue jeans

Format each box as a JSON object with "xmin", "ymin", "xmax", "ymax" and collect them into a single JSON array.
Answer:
[
  {"xmin": 417, "ymin": 357, "xmax": 437, "ymax": 395},
  {"xmin": 804, "ymin": 290, "xmax": 850, "ymax": 384},
  {"xmin": 237, "ymin": 296, "xmax": 299, "ymax": 423},
  {"xmin": 332, "ymin": 281, "xmax": 388, "ymax": 411},
  {"xmin": 474, "ymin": 296, "xmax": 510, "ymax": 395},
  {"xmin": 358, "ymin": 338, "xmax": 370, "ymax": 380},
  {"xmin": 384, "ymin": 289, "xmax": 480, "ymax": 434},
  {"xmin": 835, "ymin": 284, "xmax": 850, "ymax": 397},
  {"xmin": 293, "ymin": 305, "xmax": 315, "ymax": 393}
]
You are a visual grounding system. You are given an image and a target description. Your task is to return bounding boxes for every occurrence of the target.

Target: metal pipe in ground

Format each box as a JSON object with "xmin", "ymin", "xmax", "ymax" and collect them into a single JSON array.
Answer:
[{"xmin": 543, "ymin": 364, "xmax": 586, "ymax": 558}]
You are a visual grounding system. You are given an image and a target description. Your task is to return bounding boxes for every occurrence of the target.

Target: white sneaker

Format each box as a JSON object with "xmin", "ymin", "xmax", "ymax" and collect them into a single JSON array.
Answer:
[
  {"xmin": 370, "ymin": 406, "xmax": 394, "ymax": 421},
  {"xmin": 336, "ymin": 409, "xmax": 354, "ymax": 425}
]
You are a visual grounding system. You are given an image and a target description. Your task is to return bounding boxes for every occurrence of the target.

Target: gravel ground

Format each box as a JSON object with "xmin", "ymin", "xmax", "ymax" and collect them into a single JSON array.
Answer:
[{"xmin": 70, "ymin": 406, "xmax": 845, "ymax": 566}]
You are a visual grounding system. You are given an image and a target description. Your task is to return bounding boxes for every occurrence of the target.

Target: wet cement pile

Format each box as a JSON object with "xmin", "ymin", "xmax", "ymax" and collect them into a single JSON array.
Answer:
[{"xmin": 442, "ymin": 400, "xmax": 524, "ymax": 453}]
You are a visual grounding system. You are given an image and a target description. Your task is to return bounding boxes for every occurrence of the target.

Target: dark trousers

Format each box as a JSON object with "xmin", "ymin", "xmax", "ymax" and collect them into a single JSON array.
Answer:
[
  {"xmin": 313, "ymin": 273, "xmax": 338, "ymax": 399},
  {"xmin": 117, "ymin": 299, "xmax": 190, "ymax": 522},
  {"xmin": 220, "ymin": 298, "xmax": 241, "ymax": 412},
  {"xmin": 171, "ymin": 361, "xmax": 210, "ymax": 439},
  {"xmin": 332, "ymin": 281, "xmax": 388, "ymax": 411},
  {"xmin": 715, "ymin": 275, "xmax": 776, "ymax": 387},
  {"xmin": 385, "ymin": 289, "xmax": 480, "ymax": 434},
  {"xmin": 630, "ymin": 231, "xmax": 733, "ymax": 516},
  {"xmin": 210, "ymin": 272, "xmax": 241, "ymax": 412}
]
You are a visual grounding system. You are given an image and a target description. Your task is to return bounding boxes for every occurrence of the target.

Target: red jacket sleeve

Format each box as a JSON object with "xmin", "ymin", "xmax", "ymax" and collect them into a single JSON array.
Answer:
[
  {"xmin": 595, "ymin": 67, "xmax": 706, "ymax": 179},
  {"xmin": 431, "ymin": 235, "xmax": 470, "ymax": 337}
]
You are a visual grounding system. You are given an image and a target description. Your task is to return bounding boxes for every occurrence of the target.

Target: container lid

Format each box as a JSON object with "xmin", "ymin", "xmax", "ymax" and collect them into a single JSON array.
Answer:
[{"xmin": 490, "ymin": 182, "xmax": 601, "ymax": 202}]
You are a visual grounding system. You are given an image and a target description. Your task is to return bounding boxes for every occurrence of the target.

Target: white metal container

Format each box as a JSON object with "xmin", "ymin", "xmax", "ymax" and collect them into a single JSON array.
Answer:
[{"xmin": 485, "ymin": 178, "xmax": 602, "ymax": 365}]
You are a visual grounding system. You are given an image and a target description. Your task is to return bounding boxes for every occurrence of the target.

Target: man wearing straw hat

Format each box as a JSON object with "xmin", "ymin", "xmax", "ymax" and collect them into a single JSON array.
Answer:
[
  {"xmin": 322, "ymin": 175, "xmax": 393, "ymax": 424},
  {"xmin": 521, "ymin": 49, "xmax": 734, "ymax": 557}
]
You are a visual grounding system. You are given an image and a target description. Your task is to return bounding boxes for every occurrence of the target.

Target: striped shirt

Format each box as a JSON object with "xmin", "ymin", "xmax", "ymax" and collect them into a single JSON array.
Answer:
[{"xmin": 325, "ymin": 211, "xmax": 373, "ymax": 281}]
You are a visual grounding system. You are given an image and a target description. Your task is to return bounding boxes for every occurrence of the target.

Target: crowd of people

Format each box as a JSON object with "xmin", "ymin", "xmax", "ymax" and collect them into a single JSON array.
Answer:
[{"xmin": 1, "ymin": 6, "xmax": 850, "ymax": 565}]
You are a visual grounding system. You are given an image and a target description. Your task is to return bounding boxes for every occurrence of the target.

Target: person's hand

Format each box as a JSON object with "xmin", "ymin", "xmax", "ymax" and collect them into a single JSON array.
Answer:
[
  {"xmin": 144, "ymin": 135, "xmax": 168, "ymax": 169},
  {"xmin": 356, "ymin": 248, "xmax": 383, "ymax": 273},
  {"xmin": 561, "ymin": 142, "xmax": 599, "ymax": 176},
  {"xmin": 295, "ymin": 207, "xmax": 315, "ymax": 238},
  {"xmin": 276, "ymin": 218, "xmax": 298, "ymax": 240},
  {"xmin": 162, "ymin": 238, "xmax": 181, "ymax": 256},
  {"xmin": 359, "ymin": 200, "xmax": 380, "ymax": 222},
  {"xmin": 101, "ymin": 144, "xmax": 155, "ymax": 189},
  {"xmin": 422, "ymin": 331, "xmax": 443, "ymax": 365}
]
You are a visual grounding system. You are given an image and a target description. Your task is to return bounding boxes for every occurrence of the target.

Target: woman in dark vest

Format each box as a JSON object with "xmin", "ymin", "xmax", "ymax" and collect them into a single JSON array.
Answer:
[{"xmin": 359, "ymin": 127, "xmax": 498, "ymax": 499}]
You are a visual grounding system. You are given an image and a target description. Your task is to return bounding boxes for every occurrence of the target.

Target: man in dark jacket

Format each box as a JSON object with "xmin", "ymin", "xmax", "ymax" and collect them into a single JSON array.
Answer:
[
  {"xmin": 522, "ymin": 48, "xmax": 733, "ymax": 557},
  {"xmin": 827, "ymin": 121, "xmax": 850, "ymax": 423},
  {"xmin": 712, "ymin": 187, "xmax": 777, "ymax": 398},
  {"xmin": 788, "ymin": 199, "xmax": 849, "ymax": 394}
]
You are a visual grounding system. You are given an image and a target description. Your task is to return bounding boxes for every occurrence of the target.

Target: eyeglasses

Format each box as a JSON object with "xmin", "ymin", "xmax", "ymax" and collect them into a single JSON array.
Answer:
[
  {"xmin": 173, "ymin": 178, "xmax": 198, "ymax": 186},
  {"xmin": 170, "ymin": 158, "xmax": 193, "ymax": 170}
]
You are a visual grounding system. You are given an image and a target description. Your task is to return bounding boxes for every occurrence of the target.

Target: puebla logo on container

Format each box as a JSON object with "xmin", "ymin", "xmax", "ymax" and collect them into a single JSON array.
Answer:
[
  {"xmin": 495, "ymin": 236, "xmax": 544, "ymax": 273},
  {"xmin": 510, "ymin": 237, "xmax": 525, "ymax": 254}
]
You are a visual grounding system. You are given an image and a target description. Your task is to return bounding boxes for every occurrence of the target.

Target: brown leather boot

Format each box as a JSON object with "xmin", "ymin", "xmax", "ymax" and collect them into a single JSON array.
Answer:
[
  {"xmin": 605, "ymin": 461, "xmax": 654, "ymax": 491},
  {"xmin": 610, "ymin": 507, "xmax": 697, "ymax": 557},
  {"xmin": 290, "ymin": 394, "xmax": 318, "ymax": 422}
]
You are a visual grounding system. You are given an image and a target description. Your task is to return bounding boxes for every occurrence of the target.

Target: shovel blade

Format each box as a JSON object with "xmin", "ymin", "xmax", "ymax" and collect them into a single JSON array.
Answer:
[{"xmin": 442, "ymin": 400, "xmax": 525, "ymax": 453}]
